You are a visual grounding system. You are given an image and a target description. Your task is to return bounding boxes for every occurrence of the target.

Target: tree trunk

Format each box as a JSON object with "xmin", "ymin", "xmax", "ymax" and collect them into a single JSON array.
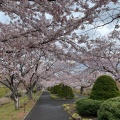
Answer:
[
  {"xmin": 36, "ymin": 84, "xmax": 40, "ymax": 91},
  {"xmin": 27, "ymin": 89, "xmax": 33, "ymax": 100},
  {"xmin": 14, "ymin": 96, "xmax": 19, "ymax": 110},
  {"xmin": 80, "ymin": 86, "xmax": 84, "ymax": 95}
]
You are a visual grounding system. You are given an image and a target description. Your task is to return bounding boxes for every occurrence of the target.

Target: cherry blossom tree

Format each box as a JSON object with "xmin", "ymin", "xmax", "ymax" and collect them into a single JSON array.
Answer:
[
  {"xmin": 16, "ymin": 49, "xmax": 60, "ymax": 100},
  {"xmin": 73, "ymin": 68, "xmax": 102, "ymax": 94},
  {"xmin": 78, "ymin": 36, "xmax": 120, "ymax": 82},
  {"xmin": 17, "ymin": 51, "xmax": 41, "ymax": 100},
  {"xmin": 39, "ymin": 60, "xmax": 76, "ymax": 88},
  {"xmin": 0, "ymin": 0, "xmax": 119, "ymax": 51},
  {"xmin": 0, "ymin": 1, "xmax": 120, "ymax": 108},
  {"xmin": 0, "ymin": 43, "xmax": 23, "ymax": 109},
  {"xmin": 0, "ymin": 43, "xmax": 58, "ymax": 103}
]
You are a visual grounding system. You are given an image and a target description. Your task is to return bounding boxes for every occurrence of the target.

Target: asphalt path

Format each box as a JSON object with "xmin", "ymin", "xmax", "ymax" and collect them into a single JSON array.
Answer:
[{"xmin": 25, "ymin": 91, "xmax": 74, "ymax": 120}]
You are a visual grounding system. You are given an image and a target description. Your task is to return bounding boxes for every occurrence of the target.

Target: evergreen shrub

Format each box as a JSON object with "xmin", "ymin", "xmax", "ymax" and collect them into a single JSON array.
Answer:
[
  {"xmin": 49, "ymin": 83, "xmax": 74, "ymax": 99},
  {"xmin": 98, "ymin": 97, "xmax": 120, "ymax": 120},
  {"xmin": 90, "ymin": 75, "xmax": 119, "ymax": 100},
  {"xmin": 76, "ymin": 98, "xmax": 103, "ymax": 116}
]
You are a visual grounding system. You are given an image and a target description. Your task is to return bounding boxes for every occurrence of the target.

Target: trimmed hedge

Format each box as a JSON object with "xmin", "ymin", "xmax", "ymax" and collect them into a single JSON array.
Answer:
[
  {"xmin": 49, "ymin": 83, "xmax": 74, "ymax": 99},
  {"xmin": 76, "ymin": 98, "xmax": 103, "ymax": 116},
  {"xmin": 98, "ymin": 97, "xmax": 120, "ymax": 120},
  {"xmin": 90, "ymin": 75, "xmax": 119, "ymax": 100}
]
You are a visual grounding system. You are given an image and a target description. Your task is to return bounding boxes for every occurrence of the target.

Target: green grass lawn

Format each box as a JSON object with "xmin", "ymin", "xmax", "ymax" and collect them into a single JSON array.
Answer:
[
  {"xmin": 0, "ymin": 90, "xmax": 42, "ymax": 120},
  {"xmin": 0, "ymin": 87, "xmax": 10, "ymax": 98}
]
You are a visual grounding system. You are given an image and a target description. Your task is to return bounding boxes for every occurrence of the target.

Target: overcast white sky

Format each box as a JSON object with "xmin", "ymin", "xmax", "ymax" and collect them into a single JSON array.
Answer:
[{"xmin": 0, "ymin": 12, "xmax": 10, "ymax": 23}]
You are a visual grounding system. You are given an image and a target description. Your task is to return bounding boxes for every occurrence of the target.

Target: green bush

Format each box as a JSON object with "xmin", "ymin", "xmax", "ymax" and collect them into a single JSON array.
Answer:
[
  {"xmin": 90, "ymin": 75, "xmax": 119, "ymax": 100},
  {"xmin": 49, "ymin": 85, "xmax": 60, "ymax": 94},
  {"xmin": 76, "ymin": 98, "xmax": 103, "ymax": 116},
  {"xmin": 98, "ymin": 97, "xmax": 120, "ymax": 120},
  {"xmin": 49, "ymin": 83, "xmax": 74, "ymax": 99},
  {"xmin": 58, "ymin": 84, "xmax": 74, "ymax": 99}
]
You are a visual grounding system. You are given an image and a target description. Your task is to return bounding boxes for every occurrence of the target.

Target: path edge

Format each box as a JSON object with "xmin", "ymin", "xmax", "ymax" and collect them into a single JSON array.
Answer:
[{"xmin": 22, "ymin": 90, "xmax": 43, "ymax": 120}]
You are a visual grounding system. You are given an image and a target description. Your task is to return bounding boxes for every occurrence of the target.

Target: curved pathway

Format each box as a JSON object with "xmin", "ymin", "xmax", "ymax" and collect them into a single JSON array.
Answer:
[{"xmin": 25, "ymin": 91, "xmax": 74, "ymax": 120}]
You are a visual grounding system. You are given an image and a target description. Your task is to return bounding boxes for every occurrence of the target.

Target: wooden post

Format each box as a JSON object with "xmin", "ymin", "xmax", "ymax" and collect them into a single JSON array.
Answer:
[{"xmin": 24, "ymin": 101, "xmax": 26, "ymax": 113}]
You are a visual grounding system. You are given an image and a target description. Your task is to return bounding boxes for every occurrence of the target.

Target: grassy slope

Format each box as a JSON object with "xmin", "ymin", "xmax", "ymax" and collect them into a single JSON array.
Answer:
[
  {"xmin": 0, "ymin": 87, "xmax": 10, "ymax": 98},
  {"xmin": 0, "ymin": 91, "xmax": 42, "ymax": 120}
]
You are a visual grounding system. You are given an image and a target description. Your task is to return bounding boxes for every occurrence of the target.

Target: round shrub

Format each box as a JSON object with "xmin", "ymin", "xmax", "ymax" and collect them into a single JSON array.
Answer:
[
  {"xmin": 98, "ymin": 97, "xmax": 120, "ymax": 120},
  {"xmin": 90, "ymin": 75, "xmax": 119, "ymax": 100},
  {"xmin": 50, "ymin": 85, "xmax": 60, "ymax": 94},
  {"xmin": 58, "ymin": 84, "xmax": 74, "ymax": 99},
  {"xmin": 76, "ymin": 98, "xmax": 103, "ymax": 116},
  {"xmin": 49, "ymin": 83, "xmax": 74, "ymax": 99}
]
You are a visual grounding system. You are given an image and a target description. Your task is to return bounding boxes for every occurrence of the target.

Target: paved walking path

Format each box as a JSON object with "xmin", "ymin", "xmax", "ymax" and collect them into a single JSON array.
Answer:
[{"xmin": 25, "ymin": 91, "xmax": 74, "ymax": 120}]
